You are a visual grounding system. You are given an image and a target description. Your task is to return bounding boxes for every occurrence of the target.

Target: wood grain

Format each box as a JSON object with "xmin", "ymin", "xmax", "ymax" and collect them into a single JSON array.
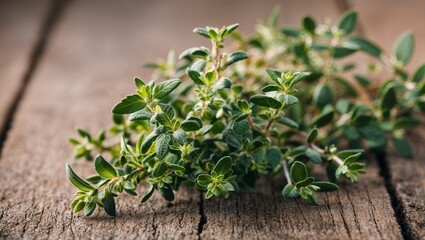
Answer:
[
  {"xmin": 202, "ymin": 162, "xmax": 400, "ymax": 240},
  {"xmin": 384, "ymin": 129, "xmax": 425, "ymax": 239},
  {"xmin": 0, "ymin": 0, "xmax": 49, "ymax": 140}
]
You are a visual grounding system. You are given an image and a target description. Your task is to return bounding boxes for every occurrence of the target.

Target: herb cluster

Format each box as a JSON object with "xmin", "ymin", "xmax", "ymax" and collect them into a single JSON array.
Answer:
[{"xmin": 67, "ymin": 9, "xmax": 424, "ymax": 217}]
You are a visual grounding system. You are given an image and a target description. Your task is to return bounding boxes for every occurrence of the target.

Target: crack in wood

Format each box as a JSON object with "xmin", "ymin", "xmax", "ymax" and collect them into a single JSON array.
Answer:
[
  {"xmin": 197, "ymin": 192, "xmax": 207, "ymax": 240},
  {"xmin": 0, "ymin": 0, "xmax": 69, "ymax": 155},
  {"xmin": 376, "ymin": 152, "xmax": 419, "ymax": 240}
]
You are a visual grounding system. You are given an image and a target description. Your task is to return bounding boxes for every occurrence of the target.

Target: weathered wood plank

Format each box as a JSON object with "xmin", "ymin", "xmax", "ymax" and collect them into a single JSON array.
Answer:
[
  {"xmin": 200, "ymin": 1, "xmax": 403, "ymax": 239},
  {"xmin": 0, "ymin": 0, "xmax": 50, "ymax": 141},
  {"xmin": 349, "ymin": 1, "xmax": 425, "ymax": 238},
  {"xmin": 384, "ymin": 129, "xmax": 425, "ymax": 239},
  {"xmin": 202, "ymin": 162, "xmax": 399, "ymax": 240},
  {"xmin": 0, "ymin": 0, "xmax": 328, "ymax": 239}
]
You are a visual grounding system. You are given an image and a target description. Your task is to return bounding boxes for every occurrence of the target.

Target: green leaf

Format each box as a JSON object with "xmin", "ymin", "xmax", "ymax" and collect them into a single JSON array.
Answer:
[
  {"xmin": 302, "ymin": 16, "xmax": 316, "ymax": 34},
  {"xmin": 277, "ymin": 117, "xmax": 299, "ymax": 129},
  {"xmin": 381, "ymin": 85, "xmax": 396, "ymax": 111},
  {"xmin": 94, "ymin": 155, "xmax": 117, "ymax": 179},
  {"xmin": 313, "ymin": 181, "xmax": 339, "ymax": 192},
  {"xmin": 305, "ymin": 148, "xmax": 322, "ymax": 163},
  {"xmin": 267, "ymin": 7, "xmax": 279, "ymax": 27},
  {"xmin": 102, "ymin": 195, "xmax": 116, "ymax": 216},
  {"xmin": 305, "ymin": 192, "xmax": 318, "ymax": 205},
  {"xmin": 307, "ymin": 128, "xmax": 318, "ymax": 143},
  {"xmin": 214, "ymin": 77, "xmax": 232, "ymax": 90},
  {"xmin": 197, "ymin": 174, "xmax": 213, "ymax": 187},
  {"xmin": 282, "ymin": 184, "xmax": 299, "ymax": 199},
  {"xmin": 394, "ymin": 31, "xmax": 414, "ymax": 65},
  {"xmin": 250, "ymin": 95, "xmax": 282, "ymax": 109},
  {"xmin": 224, "ymin": 51, "xmax": 248, "ymax": 68},
  {"xmin": 77, "ymin": 129, "xmax": 91, "ymax": 140},
  {"xmin": 173, "ymin": 129, "xmax": 187, "ymax": 146},
  {"xmin": 338, "ymin": 10, "xmax": 357, "ymax": 34},
  {"xmin": 152, "ymin": 162, "xmax": 168, "ymax": 177},
  {"xmin": 231, "ymin": 120, "xmax": 249, "ymax": 136},
  {"xmin": 158, "ymin": 186, "xmax": 174, "ymax": 201},
  {"xmin": 141, "ymin": 131, "xmax": 158, "ymax": 153},
  {"xmin": 313, "ymin": 83, "xmax": 333, "ymax": 109},
  {"xmin": 311, "ymin": 109, "xmax": 334, "ymax": 128},
  {"xmin": 181, "ymin": 120, "xmax": 202, "ymax": 132},
  {"xmin": 346, "ymin": 36, "xmax": 382, "ymax": 58},
  {"xmin": 359, "ymin": 124, "xmax": 386, "ymax": 148},
  {"xmin": 352, "ymin": 115, "xmax": 373, "ymax": 127},
  {"xmin": 66, "ymin": 164, "xmax": 94, "ymax": 192},
  {"xmin": 212, "ymin": 156, "xmax": 232, "ymax": 175},
  {"xmin": 224, "ymin": 23, "xmax": 239, "ymax": 37},
  {"xmin": 333, "ymin": 46, "xmax": 357, "ymax": 58},
  {"xmin": 193, "ymin": 27, "xmax": 211, "ymax": 39},
  {"xmin": 284, "ymin": 95, "xmax": 299, "ymax": 106},
  {"xmin": 295, "ymin": 176, "xmax": 314, "ymax": 188},
  {"xmin": 73, "ymin": 201, "xmax": 85, "ymax": 214},
  {"xmin": 187, "ymin": 69, "xmax": 204, "ymax": 85},
  {"xmin": 223, "ymin": 182, "xmax": 235, "ymax": 192},
  {"xmin": 156, "ymin": 134, "xmax": 171, "ymax": 159},
  {"xmin": 134, "ymin": 77, "xmax": 145, "ymax": 90},
  {"xmin": 262, "ymin": 85, "xmax": 280, "ymax": 92},
  {"xmin": 129, "ymin": 110, "xmax": 152, "ymax": 121},
  {"xmin": 153, "ymin": 79, "xmax": 182, "ymax": 99},
  {"xmin": 84, "ymin": 201, "xmax": 96, "ymax": 217},
  {"xmin": 290, "ymin": 161, "xmax": 308, "ymax": 183},
  {"xmin": 140, "ymin": 185, "xmax": 154, "ymax": 203},
  {"xmin": 265, "ymin": 68, "xmax": 282, "ymax": 85},
  {"xmin": 112, "ymin": 94, "xmax": 146, "ymax": 114},
  {"xmin": 266, "ymin": 147, "xmax": 282, "ymax": 169},
  {"xmin": 281, "ymin": 27, "xmax": 300, "ymax": 37},
  {"xmin": 393, "ymin": 136, "xmax": 412, "ymax": 158},
  {"xmin": 412, "ymin": 64, "xmax": 425, "ymax": 83}
]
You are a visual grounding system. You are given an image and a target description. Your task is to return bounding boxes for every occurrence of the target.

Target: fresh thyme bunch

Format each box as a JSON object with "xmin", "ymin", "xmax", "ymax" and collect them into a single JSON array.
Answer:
[{"xmin": 66, "ymin": 9, "xmax": 424, "ymax": 217}]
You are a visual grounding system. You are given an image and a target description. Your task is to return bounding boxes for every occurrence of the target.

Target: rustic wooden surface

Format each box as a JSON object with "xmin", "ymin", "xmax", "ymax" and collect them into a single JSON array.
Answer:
[
  {"xmin": 0, "ymin": 0, "xmax": 423, "ymax": 239},
  {"xmin": 0, "ymin": 0, "xmax": 50, "ymax": 143}
]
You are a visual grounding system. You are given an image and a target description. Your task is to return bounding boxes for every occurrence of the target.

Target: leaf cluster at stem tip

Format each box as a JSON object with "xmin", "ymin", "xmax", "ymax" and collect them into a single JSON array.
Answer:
[{"xmin": 67, "ymin": 8, "xmax": 424, "ymax": 217}]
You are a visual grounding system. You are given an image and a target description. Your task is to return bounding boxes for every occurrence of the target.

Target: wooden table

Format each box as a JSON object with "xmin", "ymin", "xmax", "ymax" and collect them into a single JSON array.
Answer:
[{"xmin": 1, "ymin": 0, "xmax": 424, "ymax": 239}]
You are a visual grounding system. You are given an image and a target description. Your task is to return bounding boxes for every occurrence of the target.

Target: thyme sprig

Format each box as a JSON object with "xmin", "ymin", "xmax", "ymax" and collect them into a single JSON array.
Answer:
[{"xmin": 66, "ymin": 9, "xmax": 423, "ymax": 217}]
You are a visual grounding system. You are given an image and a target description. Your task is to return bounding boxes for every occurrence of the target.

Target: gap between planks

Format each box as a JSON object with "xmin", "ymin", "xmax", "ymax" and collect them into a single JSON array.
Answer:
[
  {"xmin": 337, "ymin": 0, "xmax": 416, "ymax": 239},
  {"xmin": 0, "ymin": 0, "xmax": 69, "ymax": 155}
]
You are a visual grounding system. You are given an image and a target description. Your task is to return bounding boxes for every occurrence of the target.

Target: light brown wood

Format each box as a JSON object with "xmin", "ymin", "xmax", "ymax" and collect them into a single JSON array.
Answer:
[
  {"xmin": 202, "ymin": 162, "xmax": 401, "ymax": 240},
  {"xmin": 0, "ymin": 0, "xmax": 50, "ymax": 138},
  {"xmin": 385, "ymin": 128, "xmax": 425, "ymax": 239}
]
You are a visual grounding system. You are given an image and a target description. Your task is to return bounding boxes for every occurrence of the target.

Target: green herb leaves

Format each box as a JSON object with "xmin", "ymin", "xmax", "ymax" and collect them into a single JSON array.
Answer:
[
  {"xmin": 338, "ymin": 10, "xmax": 357, "ymax": 35},
  {"xmin": 66, "ymin": 164, "xmax": 94, "ymax": 192},
  {"xmin": 196, "ymin": 156, "xmax": 236, "ymax": 199},
  {"xmin": 153, "ymin": 79, "xmax": 182, "ymax": 99},
  {"xmin": 250, "ymin": 95, "xmax": 282, "ymax": 109},
  {"xmin": 112, "ymin": 94, "xmax": 146, "ymax": 114},
  {"xmin": 394, "ymin": 31, "xmax": 414, "ymax": 65},
  {"xmin": 67, "ymin": 11, "xmax": 425, "ymax": 217},
  {"xmin": 94, "ymin": 155, "xmax": 117, "ymax": 179},
  {"xmin": 283, "ymin": 161, "xmax": 338, "ymax": 205}
]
